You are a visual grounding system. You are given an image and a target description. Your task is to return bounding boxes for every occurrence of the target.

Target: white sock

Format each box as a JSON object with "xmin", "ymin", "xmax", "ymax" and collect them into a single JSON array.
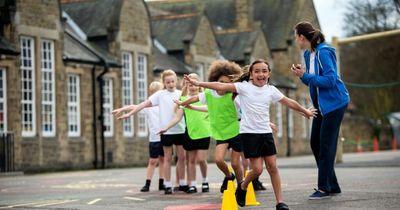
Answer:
[
  {"xmin": 202, "ymin": 177, "xmax": 208, "ymax": 183},
  {"xmin": 164, "ymin": 181, "xmax": 172, "ymax": 188},
  {"xmin": 179, "ymin": 179, "xmax": 187, "ymax": 186},
  {"xmin": 191, "ymin": 181, "xmax": 197, "ymax": 187}
]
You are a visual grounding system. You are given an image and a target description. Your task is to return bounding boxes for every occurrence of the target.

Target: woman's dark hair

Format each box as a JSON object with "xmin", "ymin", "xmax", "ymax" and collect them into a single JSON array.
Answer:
[
  {"xmin": 294, "ymin": 21, "xmax": 325, "ymax": 51},
  {"xmin": 236, "ymin": 59, "xmax": 271, "ymax": 83}
]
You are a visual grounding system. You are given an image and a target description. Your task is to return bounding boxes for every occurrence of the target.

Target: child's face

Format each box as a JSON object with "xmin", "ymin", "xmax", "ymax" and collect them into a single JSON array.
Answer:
[
  {"xmin": 163, "ymin": 75, "xmax": 177, "ymax": 91},
  {"xmin": 251, "ymin": 62, "xmax": 270, "ymax": 87},
  {"xmin": 187, "ymin": 81, "xmax": 199, "ymax": 93}
]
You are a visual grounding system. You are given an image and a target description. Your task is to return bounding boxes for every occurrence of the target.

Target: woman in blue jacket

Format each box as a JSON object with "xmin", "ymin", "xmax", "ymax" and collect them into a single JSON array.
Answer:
[{"xmin": 291, "ymin": 21, "xmax": 350, "ymax": 200}]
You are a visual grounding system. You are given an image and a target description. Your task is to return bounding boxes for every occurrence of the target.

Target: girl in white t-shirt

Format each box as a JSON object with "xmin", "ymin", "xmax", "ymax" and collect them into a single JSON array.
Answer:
[
  {"xmin": 112, "ymin": 69, "xmax": 187, "ymax": 194},
  {"xmin": 184, "ymin": 59, "xmax": 316, "ymax": 210}
]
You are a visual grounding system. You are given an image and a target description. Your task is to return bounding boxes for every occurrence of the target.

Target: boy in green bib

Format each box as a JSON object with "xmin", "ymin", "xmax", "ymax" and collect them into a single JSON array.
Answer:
[{"xmin": 176, "ymin": 60, "xmax": 244, "ymax": 193}]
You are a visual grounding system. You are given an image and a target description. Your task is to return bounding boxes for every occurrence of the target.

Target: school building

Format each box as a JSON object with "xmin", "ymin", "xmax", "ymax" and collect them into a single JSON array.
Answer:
[{"xmin": 0, "ymin": 0, "xmax": 322, "ymax": 172}]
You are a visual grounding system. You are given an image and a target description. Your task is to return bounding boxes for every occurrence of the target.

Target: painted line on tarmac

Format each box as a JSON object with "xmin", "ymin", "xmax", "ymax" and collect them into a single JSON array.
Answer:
[
  {"xmin": 0, "ymin": 200, "xmax": 60, "ymax": 209},
  {"xmin": 87, "ymin": 198, "xmax": 102, "ymax": 205},
  {"xmin": 164, "ymin": 203, "xmax": 221, "ymax": 210},
  {"xmin": 123, "ymin": 196, "xmax": 145, "ymax": 201},
  {"xmin": 34, "ymin": 199, "xmax": 78, "ymax": 207}
]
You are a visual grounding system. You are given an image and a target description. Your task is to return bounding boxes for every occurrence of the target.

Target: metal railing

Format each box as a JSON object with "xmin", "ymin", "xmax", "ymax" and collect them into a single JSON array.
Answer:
[{"xmin": 0, "ymin": 132, "xmax": 14, "ymax": 172}]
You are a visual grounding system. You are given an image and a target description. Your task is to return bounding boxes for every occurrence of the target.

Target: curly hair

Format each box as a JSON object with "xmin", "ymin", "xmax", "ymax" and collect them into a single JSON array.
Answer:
[{"xmin": 207, "ymin": 60, "xmax": 242, "ymax": 82}]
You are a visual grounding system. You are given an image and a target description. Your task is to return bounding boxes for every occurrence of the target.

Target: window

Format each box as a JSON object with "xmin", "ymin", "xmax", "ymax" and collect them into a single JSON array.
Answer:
[
  {"xmin": 0, "ymin": 68, "xmax": 6, "ymax": 132},
  {"xmin": 121, "ymin": 52, "xmax": 134, "ymax": 137},
  {"xmin": 103, "ymin": 79, "xmax": 113, "ymax": 137},
  {"xmin": 276, "ymin": 103, "xmax": 283, "ymax": 138},
  {"xmin": 195, "ymin": 63, "xmax": 205, "ymax": 82},
  {"xmin": 67, "ymin": 74, "xmax": 80, "ymax": 137},
  {"xmin": 288, "ymin": 109, "xmax": 294, "ymax": 138},
  {"xmin": 20, "ymin": 36, "xmax": 36, "ymax": 137},
  {"xmin": 301, "ymin": 98, "xmax": 309, "ymax": 138},
  {"xmin": 41, "ymin": 39, "xmax": 55, "ymax": 137},
  {"xmin": 137, "ymin": 54, "xmax": 147, "ymax": 136}
]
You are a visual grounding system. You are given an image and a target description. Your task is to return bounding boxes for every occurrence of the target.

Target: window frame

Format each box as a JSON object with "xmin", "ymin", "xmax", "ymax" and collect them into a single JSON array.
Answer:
[
  {"xmin": 102, "ymin": 78, "xmax": 113, "ymax": 137},
  {"xmin": 0, "ymin": 68, "xmax": 6, "ymax": 132},
  {"xmin": 67, "ymin": 74, "xmax": 81, "ymax": 137},
  {"xmin": 136, "ymin": 53, "xmax": 148, "ymax": 137},
  {"xmin": 121, "ymin": 51, "xmax": 134, "ymax": 137}
]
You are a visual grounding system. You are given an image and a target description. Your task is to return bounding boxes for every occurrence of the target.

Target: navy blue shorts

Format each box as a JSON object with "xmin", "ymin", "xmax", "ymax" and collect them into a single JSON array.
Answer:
[
  {"xmin": 240, "ymin": 133, "xmax": 276, "ymax": 158},
  {"xmin": 216, "ymin": 135, "xmax": 242, "ymax": 152},
  {"xmin": 149, "ymin": 142, "xmax": 164, "ymax": 158},
  {"xmin": 160, "ymin": 133, "xmax": 186, "ymax": 146}
]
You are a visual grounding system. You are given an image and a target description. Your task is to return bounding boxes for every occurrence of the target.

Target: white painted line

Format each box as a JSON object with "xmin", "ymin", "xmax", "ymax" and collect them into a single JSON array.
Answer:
[
  {"xmin": 0, "ymin": 201, "xmax": 57, "ymax": 209},
  {"xmin": 87, "ymin": 198, "xmax": 102, "ymax": 205},
  {"xmin": 34, "ymin": 199, "xmax": 78, "ymax": 207},
  {"xmin": 123, "ymin": 196, "xmax": 145, "ymax": 201}
]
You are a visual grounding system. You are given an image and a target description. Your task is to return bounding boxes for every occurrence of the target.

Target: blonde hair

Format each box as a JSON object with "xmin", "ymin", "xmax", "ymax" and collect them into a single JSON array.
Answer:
[
  {"xmin": 160, "ymin": 69, "xmax": 177, "ymax": 88},
  {"xmin": 181, "ymin": 73, "xmax": 203, "ymax": 96},
  {"xmin": 149, "ymin": 81, "xmax": 163, "ymax": 95}
]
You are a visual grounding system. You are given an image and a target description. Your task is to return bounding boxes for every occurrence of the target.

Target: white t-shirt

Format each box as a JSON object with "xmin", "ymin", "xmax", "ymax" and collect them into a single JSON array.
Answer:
[
  {"xmin": 309, "ymin": 52, "xmax": 316, "ymax": 74},
  {"xmin": 149, "ymin": 89, "xmax": 185, "ymax": 134},
  {"xmin": 234, "ymin": 81, "xmax": 284, "ymax": 133},
  {"xmin": 142, "ymin": 107, "xmax": 160, "ymax": 142}
]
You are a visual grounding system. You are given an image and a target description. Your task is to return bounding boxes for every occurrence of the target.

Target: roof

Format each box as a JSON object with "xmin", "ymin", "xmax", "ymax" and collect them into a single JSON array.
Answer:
[
  {"xmin": 0, "ymin": 35, "xmax": 19, "ymax": 56},
  {"xmin": 62, "ymin": 0, "xmax": 123, "ymax": 37},
  {"xmin": 152, "ymin": 46, "xmax": 191, "ymax": 74},
  {"xmin": 216, "ymin": 30, "xmax": 258, "ymax": 61},
  {"xmin": 151, "ymin": 14, "xmax": 200, "ymax": 51}
]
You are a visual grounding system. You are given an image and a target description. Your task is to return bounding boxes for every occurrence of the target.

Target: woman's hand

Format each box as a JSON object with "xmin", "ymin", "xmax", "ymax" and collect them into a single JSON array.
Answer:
[{"xmin": 291, "ymin": 64, "xmax": 305, "ymax": 78}]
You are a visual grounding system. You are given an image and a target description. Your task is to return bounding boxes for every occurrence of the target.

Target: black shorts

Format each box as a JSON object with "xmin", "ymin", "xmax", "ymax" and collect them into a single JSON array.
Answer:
[
  {"xmin": 160, "ymin": 133, "xmax": 186, "ymax": 146},
  {"xmin": 240, "ymin": 133, "xmax": 276, "ymax": 158},
  {"xmin": 149, "ymin": 142, "xmax": 164, "ymax": 158},
  {"xmin": 184, "ymin": 137, "xmax": 210, "ymax": 151},
  {"xmin": 216, "ymin": 135, "xmax": 242, "ymax": 152}
]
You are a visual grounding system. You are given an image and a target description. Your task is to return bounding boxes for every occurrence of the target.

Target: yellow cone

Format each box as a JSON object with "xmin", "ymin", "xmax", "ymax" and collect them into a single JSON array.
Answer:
[
  {"xmin": 227, "ymin": 180, "xmax": 235, "ymax": 192},
  {"xmin": 244, "ymin": 170, "xmax": 261, "ymax": 206},
  {"xmin": 221, "ymin": 189, "xmax": 238, "ymax": 210}
]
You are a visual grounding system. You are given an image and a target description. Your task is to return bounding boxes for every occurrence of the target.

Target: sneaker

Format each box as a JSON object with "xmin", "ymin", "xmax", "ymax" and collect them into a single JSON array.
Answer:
[
  {"xmin": 276, "ymin": 202, "xmax": 289, "ymax": 210},
  {"xmin": 140, "ymin": 185, "xmax": 150, "ymax": 192},
  {"xmin": 158, "ymin": 184, "xmax": 165, "ymax": 191},
  {"xmin": 330, "ymin": 188, "xmax": 341, "ymax": 195},
  {"xmin": 252, "ymin": 179, "xmax": 266, "ymax": 191},
  {"xmin": 220, "ymin": 173, "xmax": 236, "ymax": 193},
  {"xmin": 178, "ymin": 185, "xmax": 189, "ymax": 192},
  {"xmin": 186, "ymin": 186, "xmax": 197, "ymax": 193},
  {"xmin": 164, "ymin": 187, "xmax": 173, "ymax": 194},
  {"xmin": 202, "ymin": 182, "xmax": 209, "ymax": 193},
  {"xmin": 235, "ymin": 182, "xmax": 247, "ymax": 207},
  {"xmin": 309, "ymin": 188, "xmax": 331, "ymax": 200},
  {"xmin": 173, "ymin": 186, "xmax": 179, "ymax": 192}
]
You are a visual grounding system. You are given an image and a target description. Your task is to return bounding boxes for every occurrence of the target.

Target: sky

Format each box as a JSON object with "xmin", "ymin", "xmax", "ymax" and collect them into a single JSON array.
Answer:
[{"xmin": 313, "ymin": 0, "xmax": 348, "ymax": 42}]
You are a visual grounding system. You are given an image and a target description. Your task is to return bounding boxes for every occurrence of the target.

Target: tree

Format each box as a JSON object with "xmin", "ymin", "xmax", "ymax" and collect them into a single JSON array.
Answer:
[{"xmin": 343, "ymin": 0, "xmax": 400, "ymax": 36}]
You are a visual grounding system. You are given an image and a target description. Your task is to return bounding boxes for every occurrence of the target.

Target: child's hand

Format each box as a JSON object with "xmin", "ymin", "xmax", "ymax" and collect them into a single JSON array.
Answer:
[
  {"xmin": 303, "ymin": 107, "xmax": 318, "ymax": 119},
  {"xmin": 158, "ymin": 128, "xmax": 168, "ymax": 135},
  {"xmin": 270, "ymin": 122, "xmax": 278, "ymax": 133},
  {"xmin": 115, "ymin": 105, "xmax": 138, "ymax": 120},
  {"xmin": 183, "ymin": 74, "xmax": 199, "ymax": 86}
]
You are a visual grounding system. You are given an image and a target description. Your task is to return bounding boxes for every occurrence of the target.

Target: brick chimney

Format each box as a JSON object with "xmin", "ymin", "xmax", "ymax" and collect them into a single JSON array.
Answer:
[{"xmin": 235, "ymin": 0, "xmax": 253, "ymax": 30}]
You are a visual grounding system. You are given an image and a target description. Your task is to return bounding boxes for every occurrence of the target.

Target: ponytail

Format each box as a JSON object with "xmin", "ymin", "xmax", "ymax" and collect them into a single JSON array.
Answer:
[{"xmin": 294, "ymin": 21, "xmax": 325, "ymax": 51}]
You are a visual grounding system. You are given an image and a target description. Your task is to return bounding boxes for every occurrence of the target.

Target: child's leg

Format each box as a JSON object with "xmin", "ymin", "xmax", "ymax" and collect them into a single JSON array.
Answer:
[
  {"xmin": 175, "ymin": 145, "xmax": 187, "ymax": 186},
  {"xmin": 163, "ymin": 146, "xmax": 173, "ymax": 186},
  {"xmin": 263, "ymin": 155, "xmax": 284, "ymax": 204},
  {"xmin": 146, "ymin": 158, "xmax": 158, "ymax": 180},
  {"xmin": 214, "ymin": 144, "xmax": 230, "ymax": 176},
  {"xmin": 197, "ymin": 149, "xmax": 208, "ymax": 179},
  {"xmin": 187, "ymin": 150, "xmax": 197, "ymax": 186},
  {"xmin": 241, "ymin": 153, "xmax": 249, "ymax": 172},
  {"xmin": 241, "ymin": 157, "xmax": 263, "ymax": 189},
  {"xmin": 158, "ymin": 156, "xmax": 165, "ymax": 179},
  {"xmin": 231, "ymin": 150, "xmax": 244, "ymax": 183}
]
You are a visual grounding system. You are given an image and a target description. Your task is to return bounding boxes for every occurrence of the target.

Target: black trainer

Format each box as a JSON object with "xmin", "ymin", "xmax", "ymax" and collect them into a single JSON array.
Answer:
[
  {"xmin": 202, "ymin": 182, "xmax": 209, "ymax": 193},
  {"xmin": 178, "ymin": 185, "xmax": 189, "ymax": 192},
  {"xmin": 252, "ymin": 178, "xmax": 266, "ymax": 191},
  {"xmin": 158, "ymin": 179, "xmax": 165, "ymax": 191},
  {"xmin": 276, "ymin": 202, "xmax": 289, "ymax": 210},
  {"xmin": 164, "ymin": 187, "xmax": 173, "ymax": 194},
  {"xmin": 235, "ymin": 182, "xmax": 247, "ymax": 207},
  {"xmin": 220, "ymin": 173, "xmax": 236, "ymax": 193},
  {"xmin": 186, "ymin": 186, "xmax": 197, "ymax": 193},
  {"xmin": 140, "ymin": 185, "xmax": 150, "ymax": 192}
]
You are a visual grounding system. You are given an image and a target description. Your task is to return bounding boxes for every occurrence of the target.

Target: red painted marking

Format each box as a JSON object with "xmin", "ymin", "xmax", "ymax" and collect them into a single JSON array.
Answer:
[{"xmin": 164, "ymin": 203, "xmax": 221, "ymax": 210}]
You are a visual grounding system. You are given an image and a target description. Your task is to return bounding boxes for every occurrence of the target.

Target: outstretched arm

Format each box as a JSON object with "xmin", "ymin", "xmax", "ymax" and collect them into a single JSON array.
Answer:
[
  {"xmin": 185, "ymin": 104, "xmax": 208, "ymax": 112},
  {"xmin": 158, "ymin": 108, "xmax": 184, "ymax": 135},
  {"xmin": 112, "ymin": 100, "xmax": 152, "ymax": 120},
  {"xmin": 184, "ymin": 74, "xmax": 237, "ymax": 92},
  {"xmin": 175, "ymin": 95, "xmax": 200, "ymax": 107},
  {"xmin": 279, "ymin": 96, "xmax": 317, "ymax": 119}
]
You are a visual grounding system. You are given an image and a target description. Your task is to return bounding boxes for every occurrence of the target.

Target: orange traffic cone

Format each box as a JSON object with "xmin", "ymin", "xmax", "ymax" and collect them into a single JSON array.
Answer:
[
  {"xmin": 392, "ymin": 138, "xmax": 398, "ymax": 151},
  {"xmin": 244, "ymin": 170, "xmax": 260, "ymax": 206},
  {"xmin": 373, "ymin": 136, "xmax": 379, "ymax": 152},
  {"xmin": 356, "ymin": 136, "xmax": 363, "ymax": 153},
  {"xmin": 221, "ymin": 189, "xmax": 238, "ymax": 210}
]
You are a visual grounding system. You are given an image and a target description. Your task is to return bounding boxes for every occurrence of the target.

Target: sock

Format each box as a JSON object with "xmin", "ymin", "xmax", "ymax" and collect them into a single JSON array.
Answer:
[
  {"xmin": 202, "ymin": 177, "xmax": 208, "ymax": 183},
  {"xmin": 190, "ymin": 181, "xmax": 197, "ymax": 187},
  {"xmin": 179, "ymin": 179, "xmax": 187, "ymax": 186},
  {"xmin": 164, "ymin": 181, "xmax": 172, "ymax": 188},
  {"xmin": 145, "ymin": 179, "xmax": 151, "ymax": 186},
  {"xmin": 159, "ymin": 178, "xmax": 164, "ymax": 185}
]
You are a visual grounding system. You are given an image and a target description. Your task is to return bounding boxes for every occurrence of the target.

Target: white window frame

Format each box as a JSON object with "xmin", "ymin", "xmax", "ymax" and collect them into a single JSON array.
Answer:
[
  {"xmin": 276, "ymin": 103, "xmax": 283, "ymax": 138},
  {"xmin": 40, "ymin": 39, "xmax": 56, "ymax": 137},
  {"xmin": 288, "ymin": 109, "xmax": 294, "ymax": 138},
  {"xmin": 67, "ymin": 74, "xmax": 81, "ymax": 137},
  {"xmin": 136, "ymin": 53, "xmax": 148, "ymax": 137},
  {"xmin": 121, "ymin": 51, "xmax": 134, "ymax": 137},
  {"xmin": 195, "ymin": 63, "xmax": 205, "ymax": 82},
  {"xmin": 0, "ymin": 68, "xmax": 6, "ymax": 132},
  {"xmin": 103, "ymin": 79, "xmax": 113, "ymax": 137},
  {"xmin": 20, "ymin": 36, "xmax": 36, "ymax": 137}
]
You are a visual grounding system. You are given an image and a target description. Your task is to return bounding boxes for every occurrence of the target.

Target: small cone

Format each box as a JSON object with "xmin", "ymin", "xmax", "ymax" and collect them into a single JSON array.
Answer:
[
  {"xmin": 392, "ymin": 138, "xmax": 398, "ymax": 151},
  {"xmin": 227, "ymin": 180, "xmax": 235, "ymax": 192},
  {"xmin": 356, "ymin": 136, "xmax": 363, "ymax": 153},
  {"xmin": 221, "ymin": 189, "xmax": 238, "ymax": 210},
  {"xmin": 245, "ymin": 180, "xmax": 260, "ymax": 206},
  {"xmin": 373, "ymin": 136, "xmax": 379, "ymax": 152}
]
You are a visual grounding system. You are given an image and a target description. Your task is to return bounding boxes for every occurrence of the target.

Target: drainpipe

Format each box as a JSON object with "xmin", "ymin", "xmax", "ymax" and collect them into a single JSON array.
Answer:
[
  {"xmin": 286, "ymin": 89, "xmax": 291, "ymax": 157},
  {"xmin": 91, "ymin": 65, "xmax": 98, "ymax": 169},
  {"xmin": 97, "ymin": 60, "xmax": 109, "ymax": 169}
]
